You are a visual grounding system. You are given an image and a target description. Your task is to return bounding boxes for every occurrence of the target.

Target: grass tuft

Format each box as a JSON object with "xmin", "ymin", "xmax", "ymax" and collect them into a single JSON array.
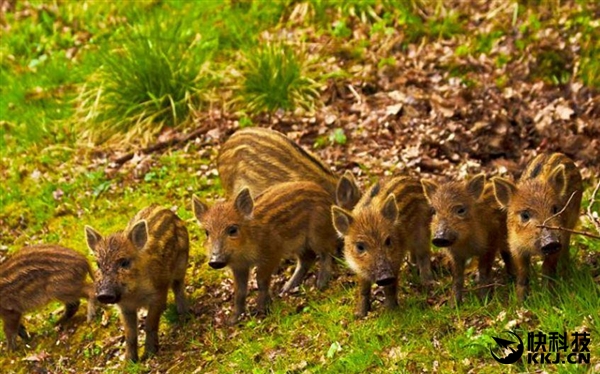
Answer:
[
  {"xmin": 236, "ymin": 42, "xmax": 321, "ymax": 115},
  {"xmin": 76, "ymin": 10, "xmax": 217, "ymax": 144}
]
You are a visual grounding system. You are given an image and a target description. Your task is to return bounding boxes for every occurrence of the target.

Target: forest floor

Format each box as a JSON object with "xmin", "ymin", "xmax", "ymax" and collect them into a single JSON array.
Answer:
[{"xmin": 1, "ymin": 1, "xmax": 599, "ymax": 373}]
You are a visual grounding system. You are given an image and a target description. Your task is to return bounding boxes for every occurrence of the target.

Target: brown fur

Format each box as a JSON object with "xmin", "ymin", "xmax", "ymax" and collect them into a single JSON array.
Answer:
[
  {"xmin": 332, "ymin": 176, "xmax": 432, "ymax": 317},
  {"xmin": 85, "ymin": 205, "xmax": 189, "ymax": 362},
  {"xmin": 193, "ymin": 181, "xmax": 338, "ymax": 324},
  {"xmin": 492, "ymin": 153, "xmax": 583, "ymax": 301},
  {"xmin": 217, "ymin": 127, "xmax": 360, "ymax": 210},
  {"xmin": 421, "ymin": 174, "xmax": 513, "ymax": 306},
  {"xmin": 0, "ymin": 245, "xmax": 95, "ymax": 350}
]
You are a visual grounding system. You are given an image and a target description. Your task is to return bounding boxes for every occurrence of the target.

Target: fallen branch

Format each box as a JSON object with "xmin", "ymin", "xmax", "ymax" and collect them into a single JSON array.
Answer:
[
  {"xmin": 112, "ymin": 125, "xmax": 212, "ymax": 166},
  {"xmin": 535, "ymin": 225, "xmax": 600, "ymax": 240}
]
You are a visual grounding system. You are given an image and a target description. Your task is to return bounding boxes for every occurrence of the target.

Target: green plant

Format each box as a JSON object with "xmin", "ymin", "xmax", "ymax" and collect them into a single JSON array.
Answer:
[
  {"xmin": 239, "ymin": 116, "xmax": 254, "ymax": 128},
  {"xmin": 330, "ymin": 128, "xmax": 347, "ymax": 145},
  {"xmin": 332, "ymin": 20, "xmax": 353, "ymax": 38},
  {"xmin": 236, "ymin": 42, "xmax": 320, "ymax": 114},
  {"xmin": 475, "ymin": 30, "xmax": 505, "ymax": 55},
  {"xmin": 565, "ymin": 5, "xmax": 599, "ymax": 88},
  {"xmin": 427, "ymin": 11, "xmax": 464, "ymax": 40},
  {"xmin": 76, "ymin": 10, "xmax": 217, "ymax": 144},
  {"xmin": 378, "ymin": 56, "xmax": 396, "ymax": 68},
  {"xmin": 533, "ymin": 47, "xmax": 573, "ymax": 85}
]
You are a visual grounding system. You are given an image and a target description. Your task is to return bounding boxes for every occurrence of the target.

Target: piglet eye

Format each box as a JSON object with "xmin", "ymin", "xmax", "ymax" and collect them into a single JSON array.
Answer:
[
  {"xmin": 356, "ymin": 242, "xmax": 366, "ymax": 253},
  {"xmin": 384, "ymin": 237, "xmax": 392, "ymax": 247},
  {"xmin": 520, "ymin": 211, "xmax": 531, "ymax": 223},
  {"xmin": 430, "ymin": 207, "xmax": 436, "ymax": 216},
  {"xmin": 227, "ymin": 225, "xmax": 239, "ymax": 237},
  {"xmin": 205, "ymin": 229, "xmax": 209, "ymax": 238},
  {"xmin": 456, "ymin": 206, "xmax": 466, "ymax": 216},
  {"xmin": 551, "ymin": 205, "xmax": 559, "ymax": 215},
  {"xmin": 119, "ymin": 258, "xmax": 131, "ymax": 269}
]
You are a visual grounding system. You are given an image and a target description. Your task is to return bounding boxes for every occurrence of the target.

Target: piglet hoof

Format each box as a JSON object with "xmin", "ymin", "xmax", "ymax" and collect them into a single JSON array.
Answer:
[
  {"xmin": 227, "ymin": 314, "xmax": 242, "ymax": 326},
  {"xmin": 477, "ymin": 287, "xmax": 492, "ymax": 302},
  {"xmin": 516, "ymin": 285, "xmax": 528, "ymax": 303},
  {"xmin": 354, "ymin": 307, "xmax": 369, "ymax": 319},
  {"xmin": 18, "ymin": 324, "xmax": 30, "ymax": 340},
  {"xmin": 141, "ymin": 350, "xmax": 157, "ymax": 362},
  {"xmin": 448, "ymin": 296, "xmax": 462, "ymax": 309},
  {"xmin": 251, "ymin": 307, "xmax": 270, "ymax": 319},
  {"xmin": 176, "ymin": 310, "xmax": 191, "ymax": 323},
  {"xmin": 384, "ymin": 302, "xmax": 399, "ymax": 312},
  {"xmin": 316, "ymin": 274, "xmax": 331, "ymax": 290},
  {"xmin": 281, "ymin": 285, "xmax": 303, "ymax": 297},
  {"xmin": 141, "ymin": 342, "xmax": 159, "ymax": 361},
  {"xmin": 316, "ymin": 281, "xmax": 329, "ymax": 291},
  {"xmin": 7, "ymin": 339, "xmax": 17, "ymax": 351},
  {"xmin": 176, "ymin": 302, "xmax": 188, "ymax": 316},
  {"xmin": 421, "ymin": 279, "xmax": 435, "ymax": 292}
]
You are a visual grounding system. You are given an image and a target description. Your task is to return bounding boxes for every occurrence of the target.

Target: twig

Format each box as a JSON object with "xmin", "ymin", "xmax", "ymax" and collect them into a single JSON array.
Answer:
[
  {"xmin": 586, "ymin": 181, "xmax": 600, "ymax": 235},
  {"xmin": 466, "ymin": 282, "xmax": 505, "ymax": 292},
  {"xmin": 540, "ymin": 191, "xmax": 577, "ymax": 227},
  {"xmin": 112, "ymin": 125, "xmax": 211, "ymax": 166},
  {"xmin": 347, "ymin": 84, "xmax": 362, "ymax": 104},
  {"xmin": 534, "ymin": 225, "xmax": 600, "ymax": 240},
  {"xmin": 536, "ymin": 189, "xmax": 600, "ymax": 240}
]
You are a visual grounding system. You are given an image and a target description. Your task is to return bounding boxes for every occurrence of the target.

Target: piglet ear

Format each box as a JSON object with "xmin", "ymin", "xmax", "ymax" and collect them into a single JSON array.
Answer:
[
  {"xmin": 466, "ymin": 173, "xmax": 486, "ymax": 200},
  {"xmin": 85, "ymin": 226, "xmax": 103, "ymax": 254},
  {"xmin": 491, "ymin": 177, "xmax": 516, "ymax": 208},
  {"xmin": 548, "ymin": 165, "xmax": 568, "ymax": 197},
  {"xmin": 420, "ymin": 179, "xmax": 438, "ymax": 203},
  {"xmin": 331, "ymin": 206, "xmax": 353, "ymax": 236},
  {"xmin": 381, "ymin": 194, "xmax": 399, "ymax": 222},
  {"xmin": 129, "ymin": 220, "xmax": 148, "ymax": 250},
  {"xmin": 234, "ymin": 188, "xmax": 254, "ymax": 217},
  {"xmin": 192, "ymin": 195, "xmax": 208, "ymax": 222},
  {"xmin": 336, "ymin": 171, "xmax": 361, "ymax": 210}
]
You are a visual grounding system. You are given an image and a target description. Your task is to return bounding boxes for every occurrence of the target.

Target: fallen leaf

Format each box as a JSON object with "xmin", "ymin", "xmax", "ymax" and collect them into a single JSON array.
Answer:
[
  {"xmin": 555, "ymin": 104, "xmax": 574, "ymax": 120},
  {"xmin": 385, "ymin": 103, "xmax": 403, "ymax": 116},
  {"xmin": 23, "ymin": 351, "xmax": 49, "ymax": 362}
]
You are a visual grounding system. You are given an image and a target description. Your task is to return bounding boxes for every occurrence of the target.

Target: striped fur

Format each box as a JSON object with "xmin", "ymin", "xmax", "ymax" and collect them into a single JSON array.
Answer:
[
  {"xmin": 85, "ymin": 205, "xmax": 189, "ymax": 362},
  {"xmin": 218, "ymin": 127, "xmax": 344, "ymax": 205},
  {"xmin": 492, "ymin": 152, "xmax": 583, "ymax": 301},
  {"xmin": 0, "ymin": 245, "xmax": 95, "ymax": 350},
  {"xmin": 331, "ymin": 176, "xmax": 432, "ymax": 317},
  {"xmin": 193, "ymin": 181, "xmax": 338, "ymax": 324},
  {"xmin": 421, "ymin": 174, "xmax": 512, "ymax": 305},
  {"xmin": 521, "ymin": 153, "xmax": 582, "ymax": 204}
]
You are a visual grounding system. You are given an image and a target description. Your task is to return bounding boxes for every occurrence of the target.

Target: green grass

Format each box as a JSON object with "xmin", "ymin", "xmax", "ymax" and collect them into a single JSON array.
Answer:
[
  {"xmin": 1, "ymin": 1, "xmax": 599, "ymax": 373},
  {"xmin": 236, "ymin": 42, "xmax": 321, "ymax": 114},
  {"xmin": 1, "ymin": 184, "xmax": 598, "ymax": 373}
]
